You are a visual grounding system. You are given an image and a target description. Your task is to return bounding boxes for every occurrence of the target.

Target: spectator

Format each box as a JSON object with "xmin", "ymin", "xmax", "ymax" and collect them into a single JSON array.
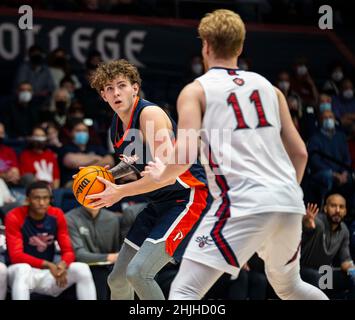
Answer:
[
  {"xmin": 52, "ymin": 88, "xmax": 71, "ymax": 127},
  {"xmin": 5, "ymin": 181, "xmax": 96, "ymax": 300},
  {"xmin": 290, "ymin": 59, "xmax": 319, "ymax": 107},
  {"xmin": 0, "ymin": 262, "xmax": 6, "ymax": 300},
  {"xmin": 184, "ymin": 55, "xmax": 204, "ymax": 84},
  {"xmin": 40, "ymin": 121, "xmax": 63, "ymax": 153},
  {"xmin": 2, "ymin": 82, "xmax": 40, "ymax": 139},
  {"xmin": 318, "ymin": 93, "xmax": 333, "ymax": 115},
  {"xmin": 19, "ymin": 126, "xmax": 60, "ymax": 189},
  {"xmin": 65, "ymin": 206, "xmax": 137, "ymax": 299},
  {"xmin": 14, "ymin": 45, "xmax": 55, "ymax": 99},
  {"xmin": 307, "ymin": 110, "xmax": 352, "ymax": 204},
  {"xmin": 349, "ymin": 125, "xmax": 355, "ymax": 170},
  {"xmin": 59, "ymin": 119, "xmax": 114, "ymax": 187},
  {"xmin": 48, "ymin": 48, "xmax": 81, "ymax": 91},
  {"xmin": 0, "ymin": 122, "xmax": 20, "ymax": 186},
  {"xmin": 332, "ymin": 78, "xmax": 355, "ymax": 134},
  {"xmin": 301, "ymin": 198, "xmax": 355, "ymax": 299},
  {"xmin": 322, "ymin": 62, "xmax": 345, "ymax": 96}
]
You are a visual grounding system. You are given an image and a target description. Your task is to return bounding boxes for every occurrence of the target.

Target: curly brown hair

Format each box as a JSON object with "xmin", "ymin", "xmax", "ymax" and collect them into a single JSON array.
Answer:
[{"xmin": 89, "ymin": 59, "xmax": 142, "ymax": 93}]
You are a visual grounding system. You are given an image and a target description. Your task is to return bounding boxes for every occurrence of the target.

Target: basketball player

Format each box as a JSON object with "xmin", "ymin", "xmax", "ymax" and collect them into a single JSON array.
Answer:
[
  {"xmin": 87, "ymin": 59, "xmax": 210, "ymax": 300},
  {"xmin": 142, "ymin": 9, "xmax": 328, "ymax": 300}
]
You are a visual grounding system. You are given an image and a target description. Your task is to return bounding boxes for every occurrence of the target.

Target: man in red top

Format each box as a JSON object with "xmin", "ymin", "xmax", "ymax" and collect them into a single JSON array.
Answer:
[
  {"xmin": 19, "ymin": 126, "xmax": 60, "ymax": 189},
  {"xmin": 5, "ymin": 181, "xmax": 96, "ymax": 300},
  {"xmin": 0, "ymin": 122, "xmax": 20, "ymax": 186}
]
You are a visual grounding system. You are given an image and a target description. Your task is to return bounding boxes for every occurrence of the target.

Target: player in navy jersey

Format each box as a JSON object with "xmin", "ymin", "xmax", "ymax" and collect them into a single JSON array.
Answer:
[{"xmin": 87, "ymin": 59, "xmax": 211, "ymax": 300}]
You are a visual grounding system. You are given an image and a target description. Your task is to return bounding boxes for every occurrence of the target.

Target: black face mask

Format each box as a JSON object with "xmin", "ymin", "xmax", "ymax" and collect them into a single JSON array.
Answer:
[
  {"xmin": 28, "ymin": 141, "xmax": 47, "ymax": 150},
  {"xmin": 56, "ymin": 101, "xmax": 67, "ymax": 115},
  {"xmin": 30, "ymin": 53, "xmax": 43, "ymax": 65},
  {"xmin": 0, "ymin": 137, "xmax": 4, "ymax": 145},
  {"xmin": 290, "ymin": 110, "xmax": 299, "ymax": 118},
  {"xmin": 54, "ymin": 56, "xmax": 67, "ymax": 68}
]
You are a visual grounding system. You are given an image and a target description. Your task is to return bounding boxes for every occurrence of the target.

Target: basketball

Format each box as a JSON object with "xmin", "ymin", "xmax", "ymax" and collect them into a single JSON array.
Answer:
[{"xmin": 72, "ymin": 166, "xmax": 114, "ymax": 208}]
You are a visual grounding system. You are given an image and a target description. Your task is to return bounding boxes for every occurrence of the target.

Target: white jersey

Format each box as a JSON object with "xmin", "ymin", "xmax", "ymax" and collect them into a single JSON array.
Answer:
[{"xmin": 197, "ymin": 67, "xmax": 305, "ymax": 217}]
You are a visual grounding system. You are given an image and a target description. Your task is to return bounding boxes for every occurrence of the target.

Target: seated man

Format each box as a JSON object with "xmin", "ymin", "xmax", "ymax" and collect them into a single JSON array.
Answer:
[
  {"xmin": 307, "ymin": 110, "xmax": 353, "ymax": 204},
  {"xmin": 301, "ymin": 195, "xmax": 355, "ymax": 299},
  {"xmin": 58, "ymin": 119, "xmax": 114, "ymax": 187},
  {"xmin": 65, "ymin": 206, "xmax": 139, "ymax": 300},
  {"xmin": 5, "ymin": 181, "xmax": 96, "ymax": 300}
]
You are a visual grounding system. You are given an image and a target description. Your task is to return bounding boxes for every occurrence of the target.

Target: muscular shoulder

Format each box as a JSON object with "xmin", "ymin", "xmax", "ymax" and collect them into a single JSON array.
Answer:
[{"xmin": 139, "ymin": 105, "xmax": 172, "ymax": 130}]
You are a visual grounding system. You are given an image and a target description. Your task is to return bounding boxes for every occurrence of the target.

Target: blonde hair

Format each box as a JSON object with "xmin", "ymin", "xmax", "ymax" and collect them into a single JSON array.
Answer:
[
  {"xmin": 198, "ymin": 9, "xmax": 246, "ymax": 59},
  {"xmin": 89, "ymin": 59, "xmax": 142, "ymax": 93}
]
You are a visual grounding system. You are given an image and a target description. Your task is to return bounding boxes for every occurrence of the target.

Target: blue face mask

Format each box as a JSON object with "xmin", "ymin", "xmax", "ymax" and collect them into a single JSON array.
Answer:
[
  {"xmin": 319, "ymin": 102, "xmax": 332, "ymax": 113},
  {"xmin": 322, "ymin": 118, "xmax": 335, "ymax": 131},
  {"xmin": 74, "ymin": 131, "xmax": 89, "ymax": 145}
]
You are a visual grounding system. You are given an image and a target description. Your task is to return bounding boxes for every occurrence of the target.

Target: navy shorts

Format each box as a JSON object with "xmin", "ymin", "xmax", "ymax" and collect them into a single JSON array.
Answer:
[{"xmin": 125, "ymin": 187, "xmax": 211, "ymax": 260}]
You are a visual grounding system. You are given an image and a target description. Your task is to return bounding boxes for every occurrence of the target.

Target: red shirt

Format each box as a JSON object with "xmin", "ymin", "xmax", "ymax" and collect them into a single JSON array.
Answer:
[
  {"xmin": 5, "ymin": 206, "xmax": 75, "ymax": 268},
  {"xmin": 0, "ymin": 144, "xmax": 19, "ymax": 173},
  {"xmin": 19, "ymin": 149, "xmax": 60, "ymax": 180}
]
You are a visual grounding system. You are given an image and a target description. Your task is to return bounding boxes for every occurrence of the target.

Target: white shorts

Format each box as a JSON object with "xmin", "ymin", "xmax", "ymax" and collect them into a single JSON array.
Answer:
[
  {"xmin": 183, "ymin": 211, "xmax": 303, "ymax": 276},
  {"xmin": 8, "ymin": 262, "xmax": 89, "ymax": 297}
]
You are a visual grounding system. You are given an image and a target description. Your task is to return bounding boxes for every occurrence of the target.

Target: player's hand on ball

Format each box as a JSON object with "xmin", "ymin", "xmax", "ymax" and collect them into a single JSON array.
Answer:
[{"xmin": 85, "ymin": 176, "xmax": 122, "ymax": 209}]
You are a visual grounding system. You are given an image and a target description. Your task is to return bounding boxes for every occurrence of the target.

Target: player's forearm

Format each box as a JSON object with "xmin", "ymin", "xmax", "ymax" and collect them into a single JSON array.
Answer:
[
  {"xmin": 159, "ymin": 136, "xmax": 196, "ymax": 182},
  {"xmin": 290, "ymin": 153, "xmax": 308, "ymax": 184},
  {"xmin": 119, "ymin": 175, "xmax": 170, "ymax": 197}
]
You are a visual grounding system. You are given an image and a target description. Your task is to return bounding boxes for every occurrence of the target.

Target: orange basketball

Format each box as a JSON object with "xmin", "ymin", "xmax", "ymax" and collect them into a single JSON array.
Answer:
[{"xmin": 72, "ymin": 166, "xmax": 114, "ymax": 208}]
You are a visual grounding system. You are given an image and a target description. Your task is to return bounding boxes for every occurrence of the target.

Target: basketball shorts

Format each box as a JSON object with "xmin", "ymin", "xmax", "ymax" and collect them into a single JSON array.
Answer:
[
  {"xmin": 183, "ymin": 207, "xmax": 304, "ymax": 276},
  {"xmin": 124, "ymin": 186, "xmax": 211, "ymax": 260}
]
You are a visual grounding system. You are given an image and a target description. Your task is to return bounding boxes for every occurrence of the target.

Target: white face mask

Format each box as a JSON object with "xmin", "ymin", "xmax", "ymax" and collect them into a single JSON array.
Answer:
[
  {"xmin": 343, "ymin": 89, "xmax": 354, "ymax": 99},
  {"xmin": 297, "ymin": 65, "xmax": 308, "ymax": 76},
  {"xmin": 18, "ymin": 91, "xmax": 32, "ymax": 103},
  {"xmin": 192, "ymin": 63, "xmax": 203, "ymax": 75},
  {"xmin": 332, "ymin": 70, "xmax": 343, "ymax": 82},
  {"xmin": 239, "ymin": 63, "xmax": 248, "ymax": 71},
  {"xmin": 278, "ymin": 80, "xmax": 290, "ymax": 92}
]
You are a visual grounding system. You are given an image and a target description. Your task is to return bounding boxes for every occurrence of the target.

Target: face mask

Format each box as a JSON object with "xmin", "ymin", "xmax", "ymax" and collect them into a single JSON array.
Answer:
[
  {"xmin": 56, "ymin": 101, "xmax": 67, "ymax": 115},
  {"xmin": 28, "ymin": 136, "xmax": 47, "ymax": 150},
  {"xmin": 239, "ymin": 63, "xmax": 248, "ymax": 71},
  {"xmin": 18, "ymin": 91, "xmax": 32, "ymax": 103},
  {"xmin": 322, "ymin": 118, "xmax": 335, "ymax": 131},
  {"xmin": 319, "ymin": 102, "xmax": 332, "ymax": 113},
  {"xmin": 343, "ymin": 89, "xmax": 354, "ymax": 99},
  {"xmin": 296, "ymin": 65, "xmax": 308, "ymax": 76},
  {"xmin": 192, "ymin": 63, "xmax": 203, "ymax": 75},
  {"xmin": 0, "ymin": 137, "xmax": 4, "ymax": 144},
  {"xmin": 74, "ymin": 131, "xmax": 89, "ymax": 145},
  {"xmin": 30, "ymin": 53, "xmax": 43, "ymax": 65},
  {"xmin": 54, "ymin": 56, "xmax": 67, "ymax": 68},
  {"xmin": 278, "ymin": 81, "xmax": 290, "ymax": 91},
  {"xmin": 332, "ymin": 70, "xmax": 343, "ymax": 82}
]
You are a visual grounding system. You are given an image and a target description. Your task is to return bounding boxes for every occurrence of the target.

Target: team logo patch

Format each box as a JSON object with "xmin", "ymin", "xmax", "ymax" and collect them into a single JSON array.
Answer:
[
  {"xmin": 195, "ymin": 235, "xmax": 213, "ymax": 248},
  {"xmin": 233, "ymin": 78, "xmax": 245, "ymax": 86}
]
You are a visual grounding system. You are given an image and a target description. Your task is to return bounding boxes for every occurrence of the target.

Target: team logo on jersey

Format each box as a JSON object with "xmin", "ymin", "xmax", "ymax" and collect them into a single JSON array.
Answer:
[
  {"xmin": 195, "ymin": 235, "xmax": 213, "ymax": 248},
  {"xmin": 233, "ymin": 78, "xmax": 245, "ymax": 86},
  {"xmin": 29, "ymin": 233, "xmax": 55, "ymax": 252},
  {"xmin": 173, "ymin": 231, "xmax": 184, "ymax": 241}
]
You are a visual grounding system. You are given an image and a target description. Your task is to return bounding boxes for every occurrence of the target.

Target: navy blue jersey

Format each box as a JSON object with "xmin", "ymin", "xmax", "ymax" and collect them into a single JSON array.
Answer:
[
  {"xmin": 5, "ymin": 206, "xmax": 75, "ymax": 268},
  {"xmin": 110, "ymin": 97, "xmax": 207, "ymax": 200}
]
